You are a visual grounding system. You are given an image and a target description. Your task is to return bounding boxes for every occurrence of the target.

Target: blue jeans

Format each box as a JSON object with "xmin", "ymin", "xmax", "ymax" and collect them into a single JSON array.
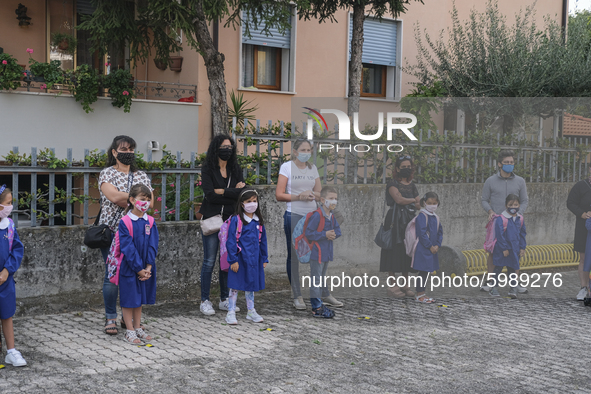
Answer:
[
  {"xmin": 309, "ymin": 259, "xmax": 330, "ymax": 309},
  {"xmin": 201, "ymin": 231, "xmax": 229, "ymax": 302},
  {"xmin": 284, "ymin": 211, "xmax": 304, "ymax": 298},
  {"xmin": 101, "ymin": 245, "xmax": 118, "ymax": 320}
]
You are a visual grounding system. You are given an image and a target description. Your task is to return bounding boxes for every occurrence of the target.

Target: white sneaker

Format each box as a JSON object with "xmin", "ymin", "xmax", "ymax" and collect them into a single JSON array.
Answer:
[
  {"xmin": 516, "ymin": 284, "xmax": 528, "ymax": 294},
  {"xmin": 246, "ymin": 309, "xmax": 264, "ymax": 323},
  {"xmin": 200, "ymin": 300, "xmax": 215, "ymax": 315},
  {"xmin": 5, "ymin": 350, "xmax": 27, "ymax": 367},
  {"xmin": 219, "ymin": 299, "xmax": 240, "ymax": 312},
  {"xmin": 577, "ymin": 287, "xmax": 588, "ymax": 301},
  {"xmin": 225, "ymin": 311, "xmax": 238, "ymax": 325}
]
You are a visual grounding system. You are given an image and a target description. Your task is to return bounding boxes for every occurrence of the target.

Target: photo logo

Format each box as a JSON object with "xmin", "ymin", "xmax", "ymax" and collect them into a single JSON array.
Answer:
[{"xmin": 303, "ymin": 108, "xmax": 418, "ymax": 142}]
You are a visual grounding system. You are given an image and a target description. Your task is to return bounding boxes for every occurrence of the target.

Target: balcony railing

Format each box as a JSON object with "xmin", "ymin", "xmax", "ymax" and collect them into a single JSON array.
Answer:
[{"xmin": 15, "ymin": 79, "xmax": 197, "ymax": 103}]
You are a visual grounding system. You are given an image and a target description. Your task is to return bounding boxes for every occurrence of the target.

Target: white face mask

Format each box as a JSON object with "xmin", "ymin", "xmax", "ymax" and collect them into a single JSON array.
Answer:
[
  {"xmin": 134, "ymin": 200, "xmax": 150, "ymax": 213},
  {"xmin": 0, "ymin": 204, "xmax": 13, "ymax": 219},
  {"xmin": 425, "ymin": 204, "xmax": 438, "ymax": 213},
  {"xmin": 324, "ymin": 199, "xmax": 337, "ymax": 210}
]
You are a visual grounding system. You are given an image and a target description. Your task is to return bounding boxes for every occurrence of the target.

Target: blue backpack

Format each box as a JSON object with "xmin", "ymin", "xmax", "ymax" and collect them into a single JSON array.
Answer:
[{"xmin": 292, "ymin": 208, "xmax": 332, "ymax": 264}]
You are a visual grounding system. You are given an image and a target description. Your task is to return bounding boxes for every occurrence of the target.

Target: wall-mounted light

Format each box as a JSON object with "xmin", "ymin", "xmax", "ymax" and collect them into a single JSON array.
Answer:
[{"xmin": 15, "ymin": 4, "xmax": 31, "ymax": 27}]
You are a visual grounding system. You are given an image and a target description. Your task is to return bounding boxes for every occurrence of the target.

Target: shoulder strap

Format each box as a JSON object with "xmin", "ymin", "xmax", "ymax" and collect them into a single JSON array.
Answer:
[
  {"xmin": 501, "ymin": 215, "xmax": 509, "ymax": 231},
  {"xmin": 147, "ymin": 215, "xmax": 155, "ymax": 227},
  {"xmin": 121, "ymin": 215, "xmax": 134, "ymax": 237},
  {"xmin": 316, "ymin": 208, "xmax": 325, "ymax": 231},
  {"xmin": 7, "ymin": 218, "xmax": 15, "ymax": 252}
]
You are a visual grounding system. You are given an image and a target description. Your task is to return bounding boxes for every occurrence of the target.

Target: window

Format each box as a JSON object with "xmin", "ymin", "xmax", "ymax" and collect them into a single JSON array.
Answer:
[
  {"xmin": 243, "ymin": 45, "xmax": 282, "ymax": 90},
  {"xmin": 241, "ymin": 9, "xmax": 295, "ymax": 92},
  {"xmin": 361, "ymin": 63, "xmax": 386, "ymax": 97},
  {"xmin": 349, "ymin": 16, "xmax": 401, "ymax": 99}
]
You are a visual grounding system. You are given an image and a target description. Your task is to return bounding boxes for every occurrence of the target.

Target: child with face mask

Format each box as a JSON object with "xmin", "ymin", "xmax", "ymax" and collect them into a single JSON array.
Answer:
[
  {"xmin": 0, "ymin": 185, "xmax": 27, "ymax": 367},
  {"xmin": 412, "ymin": 192, "xmax": 443, "ymax": 303},
  {"xmin": 225, "ymin": 189, "xmax": 269, "ymax": 325},
  {"xmin": 304, "ymin": 186, "xmax": 342, "ymax": 318},
  {"xmin": 490, "ymin": 194, "xmax": 526, "ymax": 298},
  {"xmin": 118, "ymin": 184, "xmax": 159, "ymax": 344}
]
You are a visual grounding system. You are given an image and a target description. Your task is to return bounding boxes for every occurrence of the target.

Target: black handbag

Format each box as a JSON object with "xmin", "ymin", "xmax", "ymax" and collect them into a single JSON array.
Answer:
[
  {"xmin": 374, "ymin": 207, "xmax": 394, "ymax": 250},
  {"xmin": 84, "ymin": 207, "xmax": 112, "ymax": 249},
  {"xmin": 84, "ymin": 172, "xmax": 133, "ymax": 249}
]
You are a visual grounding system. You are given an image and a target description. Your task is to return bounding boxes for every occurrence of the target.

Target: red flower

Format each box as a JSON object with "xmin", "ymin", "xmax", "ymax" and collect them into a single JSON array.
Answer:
[
  {"xmin": 40, "ymin": 84, "xmax": 47, "ymax": 90},
  {"xmin": 1, "ymin": 60, "xmax": 7, "ymax": 65},
  {"xmin": 122, "ymin": 91, "xmax": 129, "ymax": 96},
  {"xmin": 26, "ymin": 48, "xmax": 33, "ymax": 54}
]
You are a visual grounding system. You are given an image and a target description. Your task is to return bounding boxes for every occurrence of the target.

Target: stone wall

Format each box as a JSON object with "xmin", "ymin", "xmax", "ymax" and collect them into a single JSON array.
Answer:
[{"xmin": 13, "ymin": 182, "xmax": 576, "ymax": 315}]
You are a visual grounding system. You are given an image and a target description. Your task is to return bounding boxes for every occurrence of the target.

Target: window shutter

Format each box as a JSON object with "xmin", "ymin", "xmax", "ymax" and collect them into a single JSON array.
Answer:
[
  {"xmin": 349, "ymin": 17, "xmax": 397, "ymax": 66},
  {"xmin": 242, "ymin": 11, "xmax": 291, "ymax": 49}
]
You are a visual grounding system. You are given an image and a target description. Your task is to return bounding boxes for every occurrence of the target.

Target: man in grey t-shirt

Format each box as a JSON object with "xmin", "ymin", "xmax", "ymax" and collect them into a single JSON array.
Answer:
[{"xmin": 481, "ymin": 150, "xmax": 529, "ymax": 293}]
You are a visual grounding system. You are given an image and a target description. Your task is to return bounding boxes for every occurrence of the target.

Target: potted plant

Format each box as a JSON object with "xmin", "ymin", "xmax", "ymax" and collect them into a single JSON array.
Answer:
[
  {"xmin": 169, "ymin": 55, "xmax": 183, "ymax": 72},
  {"xmin": 28, "ymin": 59, "xmax": 64, "ymax": 88},
  {"xmin": 71, "ymin": 64, "xmax": 99, "ymax": 113},
  {"xmin": 154, "ymin": 59, "xmax": 167, "ymax": 71},
  {"xmin": 103, "ymin": 69, "xmax": 134, "ymax": 113},
  {"xmin": 0, "ymin": 53, "xmax": 23, "ymax": 90},
  {"xmin": 51, "ymin": 33, "xmax": 78, "ymax": 56}
]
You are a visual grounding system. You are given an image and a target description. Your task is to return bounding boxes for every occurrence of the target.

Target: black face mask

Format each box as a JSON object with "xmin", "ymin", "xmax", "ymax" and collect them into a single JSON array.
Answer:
[
  {"xmin": 218, "ymin": 147, "xmax": 232, "ymax": 161},
  {"xmin": 116, "ymin": 151, "xmax": 135, "ymax": 166},
  {"xmin": 399, "ymin": 168, "xmax": 412, "ymax": 179}
]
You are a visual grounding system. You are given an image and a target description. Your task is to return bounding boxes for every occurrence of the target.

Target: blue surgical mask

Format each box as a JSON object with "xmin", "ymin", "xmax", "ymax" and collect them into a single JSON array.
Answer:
[
  {"xmin": 508, "ymin": 207, "xmax": 519, "ymax": 215},
  {"xmin": 298, "ymin": 153, "xmax": 311, "ymax": 163},
  {"xmin": 502, "ymin": 164, "xmax": 514, "ymax": 174}
]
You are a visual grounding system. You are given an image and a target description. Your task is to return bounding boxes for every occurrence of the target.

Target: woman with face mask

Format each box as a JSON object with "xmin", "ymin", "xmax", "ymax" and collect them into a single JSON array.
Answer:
[
  {"xmin": 275, "ymin": 139, "xmax": 331, "ymax": 310},
  {"xmin": 379, "ymin": 155, "xmax": 421, "ymax": 298},
  {"xmin": 99, "ymin": 135, "xmax": 154, "ymax": 336},
  {"xmin": 198, "ymin": 134, "xmax": 246, "ymax": 316}
]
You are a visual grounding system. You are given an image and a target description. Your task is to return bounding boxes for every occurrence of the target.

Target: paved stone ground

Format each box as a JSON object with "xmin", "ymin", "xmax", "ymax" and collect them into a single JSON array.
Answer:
[{"xmin": 0, "ymin": 270, "xmax": 590, "ymax": 393}]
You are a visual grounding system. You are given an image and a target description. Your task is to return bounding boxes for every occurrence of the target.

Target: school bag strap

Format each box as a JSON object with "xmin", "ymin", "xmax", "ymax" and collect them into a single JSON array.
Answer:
[{"xmin": 7, "ymin": 218, "xmax": 15, "ymax": 252}]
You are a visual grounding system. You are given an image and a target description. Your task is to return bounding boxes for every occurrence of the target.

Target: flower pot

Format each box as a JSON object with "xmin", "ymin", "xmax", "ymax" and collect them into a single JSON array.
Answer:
[
  {"xmin": 58, "ymin": 40, "xmax": 69, "ymax": 52},
  {"xmin": 154, "ymin": 59, "xmax": 167, "ymax": 71},
  {"xmin": 193, "ymin": 202, "xmax": 203, "ymax": 220},
  {"xmin": 169, "ymin": 56, "xmax": 183, "ymax": 72}
]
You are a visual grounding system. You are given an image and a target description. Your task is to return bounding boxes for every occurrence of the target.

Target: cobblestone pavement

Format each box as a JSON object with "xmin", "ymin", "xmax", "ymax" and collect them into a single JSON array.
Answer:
[{"xmin": 0, "ymin": 271, "xmax": 589, "ymax": 393}]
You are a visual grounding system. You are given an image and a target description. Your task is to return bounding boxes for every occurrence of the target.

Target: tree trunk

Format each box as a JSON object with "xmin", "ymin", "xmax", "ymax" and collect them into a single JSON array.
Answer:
[
  {"xmin": 348, "ymin": 4, "xmax": 365, "ymax": 117},
  {"xmin": 345, "ymin": 4, "xmax": 365, "ymax": 182},
  {"xmin": 193, "ymin": 2, "xmax": 228, "ymax": 136}
]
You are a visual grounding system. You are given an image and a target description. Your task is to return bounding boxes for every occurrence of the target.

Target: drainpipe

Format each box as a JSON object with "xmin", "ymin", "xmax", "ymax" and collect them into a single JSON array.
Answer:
[
  {"xmin": 562, "ymin": 0, "xmax": 568, "ymax": 42},
  {"xmin": 213, "ymin": 19, "xmax": 219, "ymax": 51}
]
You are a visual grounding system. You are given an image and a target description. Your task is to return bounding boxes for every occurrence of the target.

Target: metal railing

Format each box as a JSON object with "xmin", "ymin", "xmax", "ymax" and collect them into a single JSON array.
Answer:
[
  {"xmin": 0, "ymin": 147, "xmax": 202, "ymax": 228},
  {"xmin": 133, "ymin": 80, "xmax": 197, "ymax": 102},
  {"xmin": 231, "ymin": 119, "xmax": 591, "ymax": 185}
]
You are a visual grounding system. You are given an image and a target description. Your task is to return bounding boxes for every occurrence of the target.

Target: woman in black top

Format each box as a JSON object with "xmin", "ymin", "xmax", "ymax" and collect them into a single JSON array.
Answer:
[
  {"xmin": 567, "ymin": 177, "xmax": 591, "ymax": 300},
  {"xmin": 379, "ymin": 156, "xmax": 421, "ymax": 298},
  {"xmin": 198, "ymin": 134, "xmax": 245, "ymax": 315}
]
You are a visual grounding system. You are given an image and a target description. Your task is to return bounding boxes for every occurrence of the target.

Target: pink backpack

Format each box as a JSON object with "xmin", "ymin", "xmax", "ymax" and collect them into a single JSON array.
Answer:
[
  {"xmin": 6, "ymin": 218, "xmax": 15, "ymax": 251},
  {"xmin": 404, "ymin": 211, "xmax": 440, "ymax": 267},
  {"xmin": 106, "ymin": 215, "xmax": 155, "ymax": 285},
  {"xmin": 219, "ymin": 215, "xmax": 263, "ymax": 272},
  {"xmin": 483, "ymin": 214, "xmax": 524, "ymax": 253}
]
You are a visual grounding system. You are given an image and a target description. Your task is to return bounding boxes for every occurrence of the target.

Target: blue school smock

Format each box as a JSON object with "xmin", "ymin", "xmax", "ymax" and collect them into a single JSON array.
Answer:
[
  {"xmin": 413, "ymin": 210, "xmax": 443, "ymax": 272},
  {"xmin": 492, "ymin": 212, "xmax": 526, "ymax": 270},
  {"xmin": 305, "ymin": 207, "xmax": 341, "ymax": 263},
  {"xmin": 227, "ymin": 214, "xmax": 268, "ymax": 292},
  {"xmin": 118, "ymin": 212, "xmax": 159, "ymax": 308},
  {"xmin": 0, "ymin": 218, "xmax": 24, "ymax": 320}
]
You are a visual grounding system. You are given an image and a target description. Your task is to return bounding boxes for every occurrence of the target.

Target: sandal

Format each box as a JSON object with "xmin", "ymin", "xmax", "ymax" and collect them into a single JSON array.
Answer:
[
  {"xmin": 312, "ymin": 305, "xmax": 335, "ymax": 318},
  {"xmin": 401, "ymin": 286, "xmax": 416, "ymax": 297},
  {"xmin": 123, "ymin": 330, "xmax": 141, "ymax": 344},
  {"xmin": 120, "ymin": 319, "xmax": 145, "ymax": 331},
  {"xmin": 387, "ymin": 286, "xmax": 406, "ymax": 298},
  {"xmin": 135, "ymin": 328, "xmax": 152, "ymax": 342},
  {"xmin": 104, "ymin": 319, "xmax": 118, "ymax": 336},
  {"xmin": 415, "ymin": 294, "xmax": 435, "ymax": 304}
]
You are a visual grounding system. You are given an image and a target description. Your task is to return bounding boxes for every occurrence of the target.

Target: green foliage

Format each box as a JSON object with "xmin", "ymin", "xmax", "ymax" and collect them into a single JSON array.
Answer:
[
  {"xmin": 71, "ymin": 64, "xmax": 100, "ymax": 113},
  {"xmin": 28, "ymin": 59, "xmax": 64, "ymax": 89},
  {"xmin": 400, "ymin": 79, "xmax": 447, "ymax": 132},
  {"xmin": 298, "ymin": 0, "xmax": 423, "ymax": 23},
  {"xmin": 408, "ymin": 0, "xmax": 591, "ymax": 98},
  {"xmin": 103, "ymin": 69, "xmax": 134, "ymax": 113},
  {"xmin": 0, "ymin": 53, "xmax": 23, "ymax": 91},
  {"xmin": 50, "ymin": 33, "xmax": 78, "ymax": 56},
  {"xmin": 229, "ymin": 90, "xmax": 259, "ymax": 127}
]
